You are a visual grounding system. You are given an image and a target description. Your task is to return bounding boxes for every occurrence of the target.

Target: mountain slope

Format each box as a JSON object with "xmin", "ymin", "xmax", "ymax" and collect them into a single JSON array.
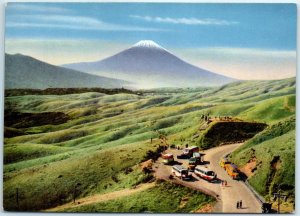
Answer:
[
  {"xmin": 63, "ymin": 40, "xmax": 236, "ymax": 89},
  {"xmin": 5, "ymin": 53, "xmax": 130, "ymax": 89}
]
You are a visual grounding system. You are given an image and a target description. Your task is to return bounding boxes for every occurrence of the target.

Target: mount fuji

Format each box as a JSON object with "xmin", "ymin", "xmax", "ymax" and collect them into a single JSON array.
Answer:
[{"xmin": 63, "ymin": 40, "xmax": 236, "ymax": 89}]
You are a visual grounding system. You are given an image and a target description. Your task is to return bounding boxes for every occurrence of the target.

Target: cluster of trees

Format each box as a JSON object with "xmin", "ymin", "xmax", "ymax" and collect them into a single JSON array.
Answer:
[{"xmin": 5, "ymin": 87, "xmax": 138, "ymax": 97}]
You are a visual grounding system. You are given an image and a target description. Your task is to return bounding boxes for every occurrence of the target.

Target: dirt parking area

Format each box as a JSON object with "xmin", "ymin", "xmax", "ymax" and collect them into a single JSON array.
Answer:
[{"xmin": 153, "ymin": 144, "xmax": 262, "ymax": 213}]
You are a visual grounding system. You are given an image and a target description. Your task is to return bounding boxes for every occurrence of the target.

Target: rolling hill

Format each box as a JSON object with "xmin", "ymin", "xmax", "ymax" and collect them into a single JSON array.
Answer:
[
  {"xmin": 3, "ymin": 77, "xmax": 295, "ymax": 212},
  {"xmin": 5, "ymin": 53, "xmax": 130, "ymax": 89},
  {"xmin": 63, "ymin": 40, "xmax": 236, "ymax": 89}
]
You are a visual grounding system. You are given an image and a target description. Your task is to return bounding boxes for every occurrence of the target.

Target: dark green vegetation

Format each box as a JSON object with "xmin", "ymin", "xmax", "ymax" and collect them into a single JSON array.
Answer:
[
  {"xmin": 5, "ymin": 53, "xmax": 130, "ymax": 89},
  {"xmin": 197, "ymin": 121, "xmax": 267, "ymax": 149},
  {"xmin": 5, "ymin": 112, "xmax": 70, "ymax": 129},
  {"xmin": 3, "ymin": 77, "xmax": 295, "ymax": 212},
  {"xmin": 5, "ymin": 87, "xmax": 136, "ymax": 97},
  {"xmin": 63, "ymin": 181, "xmax": 214, "ymax": 213}
]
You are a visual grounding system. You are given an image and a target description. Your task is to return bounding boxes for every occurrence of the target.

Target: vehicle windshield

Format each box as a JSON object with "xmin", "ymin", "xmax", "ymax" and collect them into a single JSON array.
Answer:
[{"xmin": 207, "ymin": 171, "xmax": 215, "ymax": 176}]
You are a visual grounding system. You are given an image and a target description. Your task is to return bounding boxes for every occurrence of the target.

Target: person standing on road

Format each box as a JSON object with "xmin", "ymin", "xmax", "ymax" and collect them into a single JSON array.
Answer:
[
  {"xmin": 239, "ymin": 200, "xmax": 242, "ymax": 209},
  {"xmin": 236, "ymin": 201, "xmax": 240, "ymax": 209}
]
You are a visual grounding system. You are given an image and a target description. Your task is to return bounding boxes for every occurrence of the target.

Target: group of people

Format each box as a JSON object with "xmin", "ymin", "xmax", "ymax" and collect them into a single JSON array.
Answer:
[
  {"xmin": 236, "ymin": 200, "xmax": 243, "ymax": 209},
  {"xmin": 221, "ymin": 180, "xmax": 227, "ymax": 187},
  {"xmin": 201, "ymin": 114, "xmax": 235, "ymax": 123}
]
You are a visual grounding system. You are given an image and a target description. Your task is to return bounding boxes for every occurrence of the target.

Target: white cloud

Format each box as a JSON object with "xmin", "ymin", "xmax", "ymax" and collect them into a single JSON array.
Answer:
[
  {"xmin": 7, "ymin": 3, "xmax": 70, "ymax": 13},
  {"xmin": 6, "ymin": 14, "xmax": 166, "ymax": 32},
  {"xmin": 130, "ymin": 15, "xmax": 239, "ymax": 25}
]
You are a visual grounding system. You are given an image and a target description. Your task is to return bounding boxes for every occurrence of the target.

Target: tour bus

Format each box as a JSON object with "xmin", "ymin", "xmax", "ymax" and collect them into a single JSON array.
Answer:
[
  {"xmin": 224, "ymin": 163, "xmax": 239, "ymax": 179},
  {"xmin": 178, "ymin": 146, "xmax": 200, "ymax": 159},
  {"xmin": 194, "ymin": 166, "xmax": 217, "ymax": 182},
  {"xmin": 219, "ymin": 157, "xmax": 231, "ymax": 169},
  {"xmin": 161, "ymin": 153, "xmax": 174, "ymax": 165},
  {"xmin": 172, "ymin": 165, "xmax": 191, "ymax": 180}
]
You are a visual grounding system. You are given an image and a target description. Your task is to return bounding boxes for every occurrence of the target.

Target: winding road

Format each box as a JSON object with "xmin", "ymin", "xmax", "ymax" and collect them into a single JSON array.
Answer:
[
  {"xmin": 45, "ymin": 143, "xmax": 262, "ymax": 213},
  {"xmin": 152, "ymin": 143, "xmax": 262, "ymax": 213}
]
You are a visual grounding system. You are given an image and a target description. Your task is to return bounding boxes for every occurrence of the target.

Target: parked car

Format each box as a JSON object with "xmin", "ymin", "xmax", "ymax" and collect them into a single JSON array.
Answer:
[
  {"xmin": 188, "ymin": 157, "xmax": 198, "ymax": 171},
  {"xmin": 161, "ymin": 153, "xmax": 174, "ymax": 165},
  {"xmin": 194, "ymin": 166, "xmax": 217, "ymax": 182},
  {"xmin": 172, "ymin": 165, "xmax": 191, "ymax": 180},
  {"xmin": 193, "ymin": 152, "xmax": 205, "ymax": 164}
]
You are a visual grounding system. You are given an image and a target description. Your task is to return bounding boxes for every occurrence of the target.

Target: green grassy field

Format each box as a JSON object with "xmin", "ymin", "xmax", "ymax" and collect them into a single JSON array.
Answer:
[
  {"xmin": 3, "ymin": 77, "xmax": 295, "ymax": 212},
  {"xmin": 62, "ymin": 180, "xmax": 214, "ymax": 213}
]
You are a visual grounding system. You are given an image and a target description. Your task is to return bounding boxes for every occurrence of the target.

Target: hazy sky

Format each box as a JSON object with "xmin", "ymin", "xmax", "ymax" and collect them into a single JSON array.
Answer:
[{"xmin": 5, "ymin": 3, "xmax": 296, "ymax": 80}]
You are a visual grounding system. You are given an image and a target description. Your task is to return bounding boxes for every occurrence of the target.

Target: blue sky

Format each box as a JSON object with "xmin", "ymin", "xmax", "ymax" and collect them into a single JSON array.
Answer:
[{"xmin": 5, "ymin": 3, "xmax": 297, "ymax": 80}]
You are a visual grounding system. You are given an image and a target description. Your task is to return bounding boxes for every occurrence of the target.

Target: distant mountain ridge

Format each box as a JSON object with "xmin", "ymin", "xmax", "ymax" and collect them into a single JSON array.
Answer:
[
  {"xmin": 63, "ymin": 40, "xmax": 236, "ymax": 89},
  {"xmin": 5, "ymin": 53, "xmax": 130, "ymax": 89}
]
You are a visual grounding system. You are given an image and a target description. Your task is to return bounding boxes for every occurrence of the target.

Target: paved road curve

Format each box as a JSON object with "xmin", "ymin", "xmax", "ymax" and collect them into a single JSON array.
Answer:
[{"xmin": 153, "ymin": 143, "xmax": 262, "ymax": 213}]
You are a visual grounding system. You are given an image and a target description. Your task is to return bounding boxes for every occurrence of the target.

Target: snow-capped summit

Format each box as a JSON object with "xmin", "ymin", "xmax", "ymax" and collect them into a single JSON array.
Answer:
[
  {"xmin": 63, "ymin": 40, "xmax": 235, "ymax": 89},
  {"xmin": 133, "ymin": 40, "xmax": 166, "ymax": 50}
]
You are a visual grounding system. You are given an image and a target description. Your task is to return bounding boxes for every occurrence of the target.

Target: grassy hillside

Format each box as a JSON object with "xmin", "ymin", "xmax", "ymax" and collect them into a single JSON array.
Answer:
[
  {"xmin": 3, "ymin": 77, "xmax": 295, "ymax": 212},
  {"xmin": 230, "ymin": 116, "xmax": 295, "ymax": 209},
  {"xmin": 63, "ymin": 181, "xmax": 214, "ymax": 213},
  {"xmin": 3, "ymin": 141, "xmax": 161, "ymax": 211}
]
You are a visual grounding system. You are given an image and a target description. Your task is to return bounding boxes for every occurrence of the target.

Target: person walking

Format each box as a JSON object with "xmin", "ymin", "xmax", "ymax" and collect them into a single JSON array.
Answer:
[
  {"xmin": 239, "ymin": 200, "xmax": 242, "ymax": 209},
  {"xmin": 236, "ymin": 201, "xmax": 240, "ymax": 209}
]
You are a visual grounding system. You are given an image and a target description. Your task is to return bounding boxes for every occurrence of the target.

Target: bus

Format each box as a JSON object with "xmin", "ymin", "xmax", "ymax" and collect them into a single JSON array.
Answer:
[
  {"xmin": 224, "ymin": 164, "xmax": 239, "ymax": 179},
  {"xmin": 219, "ymin": 157, "xmax": 231, "ymax": 169},
  {"xmin": 194, "ymin": 166, "xmax": 217, "ymax": 182},
  {"xmin": 172, "ymin": 165, "xmax": 191, "ymax": 180},
  {"xmin": 178, "ymin": 146, "xmax": 200, "ymax": 159}
]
